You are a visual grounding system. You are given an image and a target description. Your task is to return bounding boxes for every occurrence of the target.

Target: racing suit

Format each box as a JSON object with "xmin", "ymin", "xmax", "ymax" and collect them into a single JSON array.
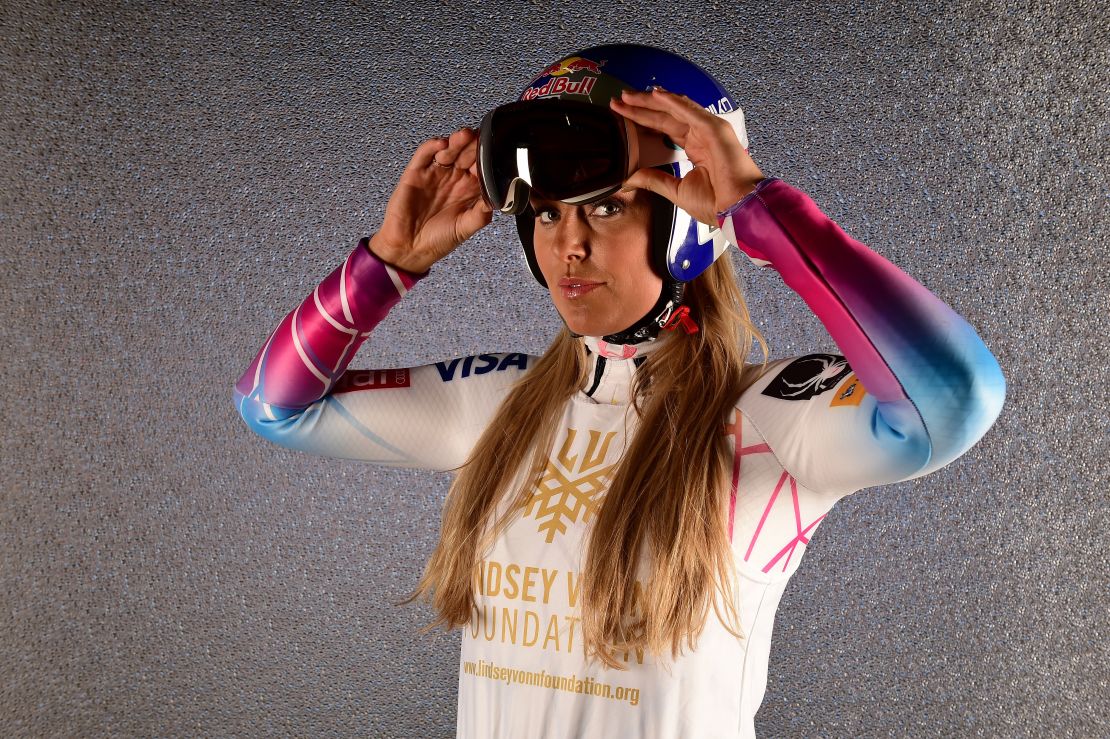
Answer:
[{"xmin": 234, "ymin": 177, "xmax": 1006, "ymax": 738}]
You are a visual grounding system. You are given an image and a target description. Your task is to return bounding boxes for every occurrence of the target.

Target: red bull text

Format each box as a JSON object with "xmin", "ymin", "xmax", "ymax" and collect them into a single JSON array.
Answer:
[{"xmin": 522, "ymin": 75, "xmax": 598, "ymax": 100}]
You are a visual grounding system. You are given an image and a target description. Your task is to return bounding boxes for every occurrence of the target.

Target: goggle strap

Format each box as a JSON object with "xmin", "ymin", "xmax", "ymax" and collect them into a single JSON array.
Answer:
[{"xmin": 556, "ymin": 184, "xmax": 622, "ymax": 205}]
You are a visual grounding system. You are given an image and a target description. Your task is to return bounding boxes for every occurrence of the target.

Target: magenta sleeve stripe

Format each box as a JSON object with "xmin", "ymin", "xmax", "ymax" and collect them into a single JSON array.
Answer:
[
  {"xmin": 294, "ymin": 302, "xmax": 345, "ymax": 379},
  {"xmin": 234, "ymin": 239, "xmax": 424, "ymax": 412},
  {"xmin": 723, "ymin": 187, "xmax": 906, "ymax": 404},
  {"xmin": 720, "ymin": 178, "xmax": 1006, "ymax": 473}
]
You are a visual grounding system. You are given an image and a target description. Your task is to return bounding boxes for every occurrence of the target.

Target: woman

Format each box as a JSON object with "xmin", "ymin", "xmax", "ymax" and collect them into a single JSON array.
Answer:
[{"xmin": 234, "ymin": 45, "xmax": 1005, "ymax": 738}]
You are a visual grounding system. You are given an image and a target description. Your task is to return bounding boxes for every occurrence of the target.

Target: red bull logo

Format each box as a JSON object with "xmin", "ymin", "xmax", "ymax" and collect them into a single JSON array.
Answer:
[
  {"xmin": 522, "ymin": 75, "xmax": 598, "ymax": 101},
  {"xmin": 537, "ymin": 56, "xmax": 605, "ymax": 77},
  {"xmin": 524, "ymin": 56, "xmax": 605, "ymax": 100}
]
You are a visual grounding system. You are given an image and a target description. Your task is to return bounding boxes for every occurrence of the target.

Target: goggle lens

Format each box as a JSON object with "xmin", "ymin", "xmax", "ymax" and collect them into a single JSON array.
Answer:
[{"xmin": 478, "ymin": 100, "xmax": 627, "ymax": 214}]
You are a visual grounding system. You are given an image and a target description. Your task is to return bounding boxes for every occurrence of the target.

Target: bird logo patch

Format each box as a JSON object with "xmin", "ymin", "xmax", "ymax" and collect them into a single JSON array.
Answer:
[{"xmin": 761, "ymin": 354, "xmax": 852, "ymax": 401}]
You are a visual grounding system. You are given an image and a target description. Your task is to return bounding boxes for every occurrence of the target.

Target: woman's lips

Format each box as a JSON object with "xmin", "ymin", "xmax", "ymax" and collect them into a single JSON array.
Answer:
[{"xmin": 558, "ymin": 278, "xmax": 603, "ymax": 300}]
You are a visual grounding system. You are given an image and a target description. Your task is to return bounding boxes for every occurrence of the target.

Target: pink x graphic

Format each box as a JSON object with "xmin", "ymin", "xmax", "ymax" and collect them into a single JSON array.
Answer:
[
  {"xmin": 743, "ymin": 470, "xmax": 827, "ymax": 574},
  {"xmin": 723, "ymin": 415, "xmax": 772, "ymax": 541}
]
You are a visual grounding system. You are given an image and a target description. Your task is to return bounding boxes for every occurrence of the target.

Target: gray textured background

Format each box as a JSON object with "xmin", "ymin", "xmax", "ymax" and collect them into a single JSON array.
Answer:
[{"xmin": 2, "ymin": 0, "xmax": 1107, "ymax": 736}]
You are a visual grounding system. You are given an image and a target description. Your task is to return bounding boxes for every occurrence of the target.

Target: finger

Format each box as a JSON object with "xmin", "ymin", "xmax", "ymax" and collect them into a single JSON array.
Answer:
[
  {"xmin": 614, "ymin": 87, "xmax": 695, "ymax": 111},
  {"xmin": 408, "ymin": 136, "xmax": 450, "ymax": 172},
  {"xmin": 456, "ymin": 196, "xmax": 494, "ymax": 240},
  {"xmin": 623, "ymin": 88, "xmax": 713, "ymax": 130},
  {"xmin": 622, "ymin": 167, "xmax": 681, "ymax": 204},
  {"xmin": 438, "ymin": 128, "xmax": 477, "ymax": 166},
  {"xmin": 454, "ymin": 136, "xmax": 479, "ymax": 171},
  {"xmin": 613, "ymin": 88, "xmax": 669, "ymax": 109},
  {"xmin": 610, "ymin": 97, "xmax": 689, "ymax": 143},
  {"xmin": 647, "ymin": 87, "xmax": 712, "ymax": 120},
  {"xmin": 619, "ymin": 90, "xmax": 739, "ymax": 159}
]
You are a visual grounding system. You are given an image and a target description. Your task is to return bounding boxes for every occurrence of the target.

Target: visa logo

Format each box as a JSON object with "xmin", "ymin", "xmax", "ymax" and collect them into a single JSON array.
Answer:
[{"xmin": 435, "ymin": 353, "xmax": 529, "ymax": 382}]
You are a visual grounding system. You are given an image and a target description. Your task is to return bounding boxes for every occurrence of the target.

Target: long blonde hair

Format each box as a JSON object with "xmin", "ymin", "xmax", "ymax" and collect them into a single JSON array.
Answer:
[{"xmin": 411, "ymin": 252, "xmax": 767, "ymax": 668}]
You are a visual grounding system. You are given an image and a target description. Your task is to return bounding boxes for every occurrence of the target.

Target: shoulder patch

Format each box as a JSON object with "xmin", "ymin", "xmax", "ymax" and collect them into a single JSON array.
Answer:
[
  {"xmin": 829, "ymin": 373, "xmax": 867, "ymax": 407},
  {"xmin": 332, "ymin": 368, "xmax": 411, "ymax": 393},
  {"xmin": 762, "ymin": 354, "xmax": 852, "ymax": 401}
]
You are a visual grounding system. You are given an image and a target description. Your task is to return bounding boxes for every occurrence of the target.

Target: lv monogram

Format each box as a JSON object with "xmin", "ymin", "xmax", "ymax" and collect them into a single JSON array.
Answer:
[{"xmin": 523, "ymin": 428, "xmax": 618, "ymax": 543}]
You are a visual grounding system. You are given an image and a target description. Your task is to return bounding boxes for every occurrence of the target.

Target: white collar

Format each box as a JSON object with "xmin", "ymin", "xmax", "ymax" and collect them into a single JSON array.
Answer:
[
  {"xmin": 578, "ymin": 334, "xmax": 673, "ymax": 405},
  {"xmin": 580, "ymin": 334, "xmax": 668, "ymax": 361}
]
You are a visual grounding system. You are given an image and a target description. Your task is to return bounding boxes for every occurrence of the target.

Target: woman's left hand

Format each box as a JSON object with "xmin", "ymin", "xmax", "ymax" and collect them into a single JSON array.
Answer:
[{"xmin": 610, "ymin": 88, "xmax": 765, "ymax": 224}]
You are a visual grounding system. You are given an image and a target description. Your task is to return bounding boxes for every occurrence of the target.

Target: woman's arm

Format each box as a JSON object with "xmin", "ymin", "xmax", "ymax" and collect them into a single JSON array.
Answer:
[
  {"xmin": 720, "ymin": 178, "xmax": 1006, "ymax": 492},
  {"xmin": 611, "ymin": 88, "xmax": 1005, "ymax": 493},
  {"xmin": 233, "ymin": 239, "xmax": 532, "ymax": 470},
  {"xmin": 233, "ymin": 127, "xmax": 506, "ymax": 471},
  {"xmin": 235, "ymin": 238, "xmax": 420, "ymax": 415}
]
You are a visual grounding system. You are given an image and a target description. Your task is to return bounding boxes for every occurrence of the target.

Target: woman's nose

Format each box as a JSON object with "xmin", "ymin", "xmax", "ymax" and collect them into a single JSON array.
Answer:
[{"xmin": 554, "ymin": 210, "xmax": 589, "ymax": 263}]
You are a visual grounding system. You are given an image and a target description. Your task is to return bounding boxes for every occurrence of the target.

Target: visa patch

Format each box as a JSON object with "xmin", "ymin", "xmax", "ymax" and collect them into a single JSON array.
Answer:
[{"xmin": 436, "ymin": 353, "xmax": 529, "ymax": 382}]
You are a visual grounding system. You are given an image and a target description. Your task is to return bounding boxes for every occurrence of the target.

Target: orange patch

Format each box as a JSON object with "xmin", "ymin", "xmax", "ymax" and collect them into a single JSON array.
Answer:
[{"xmin": 829, "ymin": 373, "xmax": 867, "ymax": 407}]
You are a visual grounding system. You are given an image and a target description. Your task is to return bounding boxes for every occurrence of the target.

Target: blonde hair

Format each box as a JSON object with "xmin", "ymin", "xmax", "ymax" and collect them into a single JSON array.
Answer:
[{"xmin": 410, "ymin": 253, "xmax": 767, "ymax": 668}]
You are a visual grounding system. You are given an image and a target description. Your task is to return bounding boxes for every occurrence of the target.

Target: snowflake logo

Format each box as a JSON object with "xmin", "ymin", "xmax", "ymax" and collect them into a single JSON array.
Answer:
[{"xmin": 522, "ymin": 428, "xmax": 618, "ymax": 543}]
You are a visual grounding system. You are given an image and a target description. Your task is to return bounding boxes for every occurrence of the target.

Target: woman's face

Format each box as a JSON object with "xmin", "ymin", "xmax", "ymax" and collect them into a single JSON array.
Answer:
[{"xmin": 531, "ymin": 189, "xmax": 662, "ymax": 338}]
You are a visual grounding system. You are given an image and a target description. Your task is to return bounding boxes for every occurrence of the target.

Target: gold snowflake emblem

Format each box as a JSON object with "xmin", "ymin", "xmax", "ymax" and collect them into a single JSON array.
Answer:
[{"xmin": 522, "ymin": 428, "xmax": 617, "ymax": 543}]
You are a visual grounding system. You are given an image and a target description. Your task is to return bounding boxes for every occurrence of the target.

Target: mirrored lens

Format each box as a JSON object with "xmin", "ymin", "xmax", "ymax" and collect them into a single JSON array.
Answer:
[{"xmin": 483, "ymin": 101, "xmax": 626, "ymax": 207}]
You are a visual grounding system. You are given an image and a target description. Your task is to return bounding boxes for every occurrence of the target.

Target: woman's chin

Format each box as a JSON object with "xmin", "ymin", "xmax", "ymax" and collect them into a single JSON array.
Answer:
[
  {"xmin": 560, "ymin": 314, "xmax": 625, "ymax": 339},
  {"xmin": 552, "ymin": 295, "xmax": 652, "ymax": 339}
]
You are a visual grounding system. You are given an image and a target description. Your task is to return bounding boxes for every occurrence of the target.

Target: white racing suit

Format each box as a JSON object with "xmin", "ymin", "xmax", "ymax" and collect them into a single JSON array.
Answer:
[{"xmin": 234, "ymin": 178, "xmax": 1006, "ymax": 737}]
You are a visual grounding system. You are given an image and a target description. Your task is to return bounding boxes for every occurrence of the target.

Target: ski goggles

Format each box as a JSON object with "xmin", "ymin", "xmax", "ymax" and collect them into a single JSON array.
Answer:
[{"xmin": 477, "ymin": 99, "xmax": 686, "ymax": 215}]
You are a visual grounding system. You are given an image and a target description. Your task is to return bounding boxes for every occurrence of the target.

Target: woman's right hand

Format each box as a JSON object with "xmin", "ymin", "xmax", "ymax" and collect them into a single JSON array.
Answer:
[{"xmin": 368, "ymin": 128, "xmax": 493, "ymax": 274}]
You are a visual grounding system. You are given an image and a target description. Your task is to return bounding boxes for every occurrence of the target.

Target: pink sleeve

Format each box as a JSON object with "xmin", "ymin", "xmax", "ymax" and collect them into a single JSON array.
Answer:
[
  {"xmin": 234, "ymin": 239, "xmax": 424, "ymax": 411},
  {"xmin": 720, "ymin": 178, "xmax": 1005, "ymax": 488},
  {"xmin": 233, "ymin": 240, "xmax": 534, "ymax": 469}
]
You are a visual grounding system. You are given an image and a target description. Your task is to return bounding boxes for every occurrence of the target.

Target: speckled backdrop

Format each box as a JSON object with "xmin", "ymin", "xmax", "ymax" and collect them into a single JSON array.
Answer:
[{"xmin": 1, "ymin": 0, "xmax": 1106, "ymax": 737}]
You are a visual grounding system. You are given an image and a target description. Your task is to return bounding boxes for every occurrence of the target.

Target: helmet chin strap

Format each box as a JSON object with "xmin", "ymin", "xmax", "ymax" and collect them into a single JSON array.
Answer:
[{"xmin": 568, "ymin": 279, "xmax": 686, "ymax": 345}]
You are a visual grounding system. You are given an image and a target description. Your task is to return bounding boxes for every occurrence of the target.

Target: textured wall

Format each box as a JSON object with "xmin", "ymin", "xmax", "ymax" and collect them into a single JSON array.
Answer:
[{"xmin": 2, "ymin": 0, "xmax": 1106, "ymax": 736}]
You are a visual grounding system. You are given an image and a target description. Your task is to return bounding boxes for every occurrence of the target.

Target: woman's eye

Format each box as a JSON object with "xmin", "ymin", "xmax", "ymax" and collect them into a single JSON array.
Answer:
[
  {"xmin": 536, "ymin": 208, "xmax": 557, "ymax": 224},
  {"xmin": 592, "ymin": 199, "xmax": 623, "ymax": 217}
]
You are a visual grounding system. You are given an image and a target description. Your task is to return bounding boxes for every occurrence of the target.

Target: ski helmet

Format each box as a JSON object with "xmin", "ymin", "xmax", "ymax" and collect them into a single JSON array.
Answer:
[{"xmin": 481, "ymin": 44, "xmax": 750, "ymax": 342}]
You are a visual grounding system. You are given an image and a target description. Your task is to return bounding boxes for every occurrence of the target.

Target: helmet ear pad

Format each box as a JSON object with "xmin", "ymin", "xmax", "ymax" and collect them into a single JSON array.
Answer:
[
  {"xmin": 515, "ymin": 205, "xmax": 547, "ymax": 287},
  {"xmin": 646, "ymin": 189, "xmax": 678, "ymax": 282},
  {"xmin": 514, "ymin": 189, "xmax": 679, "ymax": 289}
]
